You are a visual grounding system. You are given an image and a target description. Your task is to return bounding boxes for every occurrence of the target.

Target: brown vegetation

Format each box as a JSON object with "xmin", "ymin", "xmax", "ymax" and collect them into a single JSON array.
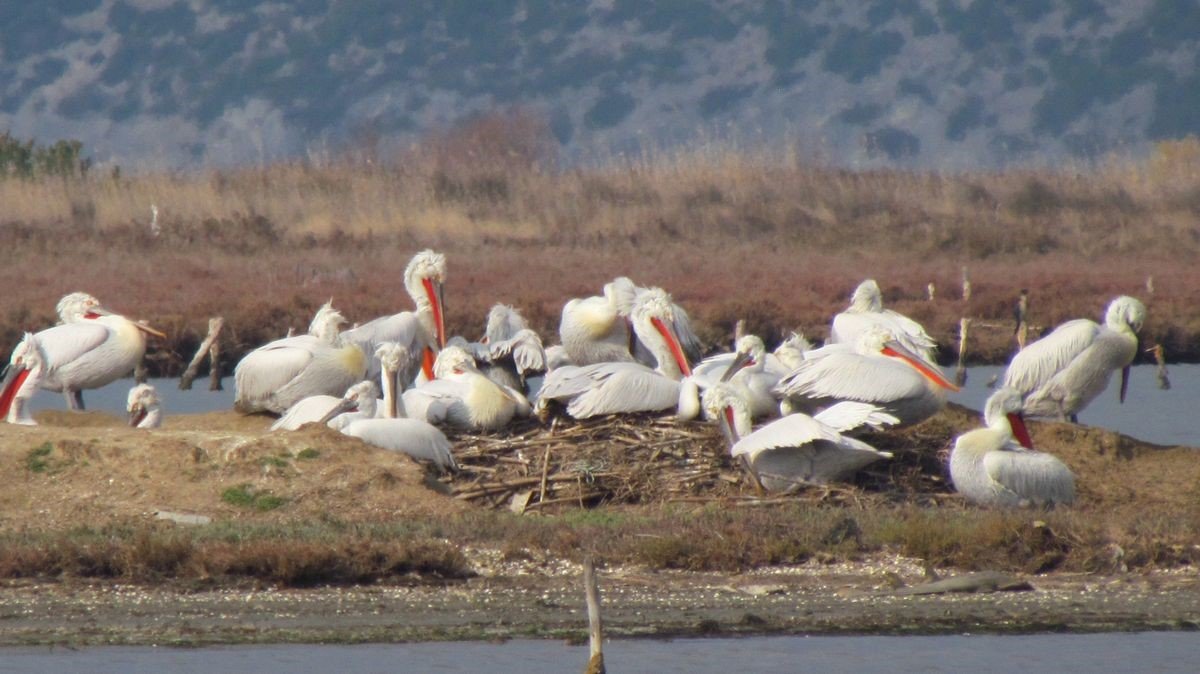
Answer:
[{"xmin": 2, "ymin": 115, "xmax": 1200, "ymax": 368}]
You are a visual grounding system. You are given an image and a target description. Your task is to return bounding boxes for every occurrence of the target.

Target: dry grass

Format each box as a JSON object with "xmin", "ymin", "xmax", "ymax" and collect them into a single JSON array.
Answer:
[{"xmin": 2, "ymin": 118, "xmax": 1200, "ymax": 368}]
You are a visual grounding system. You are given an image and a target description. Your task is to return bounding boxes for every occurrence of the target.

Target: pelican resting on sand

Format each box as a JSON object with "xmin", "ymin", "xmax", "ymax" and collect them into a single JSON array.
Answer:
[
  {"xmin": 774, "ymin": 326, "xmax": 958, "ymax": 426},
  {"xmin": 950, "ymin": 387, "xmax": 1075, "ymax": 507},
  {"xmin": 235, "ymin": 301, "xmax": 366, "ymax": 415},
  {"xmin": 1002, "ymin": 295, "xmax": 1146, "ymax": 422},
  {"xmin": 127, "ymin": 383, "xmax": 163, "ymax": 429},
  {"xmin": 2, "ymin": 295, "xmax": 166, "ymax": 411},
  {"xmin": 829, "ymin": 279, "xmax": 937, "ymax": 364},
  {"xmin": 704, "ymin": 383, "xmax": 896, "ymax": 491},
  {"xmin": 538, "ymin": 288, "xmax": 693, "ymax": 419},
  {"xmin": 343, "ymin": 249, "xmax": 447, "ymax": 384},
  {"xmin": 272, "ymin": 342, "xmax": 412, "ymax": 430},
  {"xmin": 322, "ymin": 380, "xmax": 457, "ymax": 472},
  {"xmin": 679, "ymin": 333, "xmax": 810, "ymax": 421}
]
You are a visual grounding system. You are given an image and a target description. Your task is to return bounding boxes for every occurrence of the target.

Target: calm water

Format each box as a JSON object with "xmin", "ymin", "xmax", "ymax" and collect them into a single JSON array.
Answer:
[
  {"xmin": 27, "ymin": 364, "xmax": 1199, "ymax": 446},
  {"xmin": 1, "ymin": 632, "xmax": 1195, "ymax": 673}
]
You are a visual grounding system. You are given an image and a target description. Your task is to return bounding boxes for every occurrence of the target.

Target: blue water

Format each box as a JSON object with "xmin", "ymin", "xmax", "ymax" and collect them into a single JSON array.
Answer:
[{"xmin": 1, "ymin": 632, "xmax": 1195, "ymax": 673}]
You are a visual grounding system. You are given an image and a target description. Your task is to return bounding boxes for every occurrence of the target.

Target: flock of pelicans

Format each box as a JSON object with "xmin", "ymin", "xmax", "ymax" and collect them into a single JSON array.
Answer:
[{"xmin": 0, "ymin": 250, "xmax": 1148, "ymax": 509}]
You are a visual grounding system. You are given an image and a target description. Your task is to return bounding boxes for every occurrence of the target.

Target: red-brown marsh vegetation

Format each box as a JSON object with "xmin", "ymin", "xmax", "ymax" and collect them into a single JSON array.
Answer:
[{"xmin": 2, "ymin": 113, "xmax": 1200, "ymax": 369}]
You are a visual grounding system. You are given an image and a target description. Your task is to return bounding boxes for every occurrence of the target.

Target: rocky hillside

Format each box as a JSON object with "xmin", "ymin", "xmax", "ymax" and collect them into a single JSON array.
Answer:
[{"xmin": 2, "ymin": 0, "xmax": 1198, "ymax": 168}]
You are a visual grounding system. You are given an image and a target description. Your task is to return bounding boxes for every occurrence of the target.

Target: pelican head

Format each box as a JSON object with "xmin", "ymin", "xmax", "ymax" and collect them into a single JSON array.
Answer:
[
  {"xmin": 1, "ymin": 333, "xmax": 44, "ymax": 424},
  {"xmin": 375, "ymin": 342, "xmax": 411, "ymax": 377},
  {"xmin": 773, "ymin": 331, "xmax": 812, "ymax": 370},
  {"xmin": 861, "ymin": 326, "xmax": 959, "ymax": 392},
  {"xmin": 484, "ymin": 303, "xmax": 528, "ymax": 344},
  {"xmin": 701, "ymin": 383, "xmax": 751, "ymax": 446},
  {"xmin": 1105, "ymin": 296, "xmax": 1146, "ymax": 334},
  {"xmin": 126, "ymin": 383, "xmax": 162, "ymax": 428},
  {"xmin": 433, "ymin": 345, "xmax": 478, "ymax": 378},
  {"xmin": 319, "ymin": 380, "xmax": 381, "ymax": 426},
  {"xmin": 849, "ymin": 279, "xmax": 883, "ymax": 312},
  {"xmin": 308, "ymin": 300, "xmax": 347, "ymax": 343},
  {"xmin": 631, "ymin": 287, "xmax": 692, "ymax": 379},
  {"xmin": 56, "ymin": 292, "xmax": 104, "ymax": 323},
  {"xmin": 404, "ymin": 250, "xmax": 447, "ymax": 348},
  {"xmin": 982, "ymin": 387, "xmax": 1034, "ymax": 449},
  {"xmin": 720, "ymin": 334, "xmax": 767, "ymax": 382}
]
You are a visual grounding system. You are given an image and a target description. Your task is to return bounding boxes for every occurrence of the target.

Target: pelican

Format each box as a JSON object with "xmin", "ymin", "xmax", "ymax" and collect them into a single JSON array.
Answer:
[
  {"xmin": 127, "ymin": 383, "xmax": 163, "ymax": 428},
  {"xmin": 829, "ymin": 279, "xmax": 937, "ymax": 364},
  {"xmin": 401, "ymin": 345, "xmax": 531, "ymax": 430},
  {"xmin": 704, "ymin": 383, "xmax": 896, "ymax": 490},
  {"xmin": 343, "ymin": 249, "xmax": 446, "ymax": 385},
  {"xmin": 322, "ymin": 381, "xmax": 457, "ymax": 473},
  {"xmin": 774, "ymin": 326, "xmax": 958, "ymax": 426},
  {"xmin": 234, "ymin": 301, "xmax": 366, "ymax": 415},
  {"xmin": 558, "ymin": 276, "xmax": 702, "ymax": 368},
  {"xmin": 3, "ymin": 296, "xmax": 166, "ymax": 411},
  {"xmin": 1002, "ymin": 295, "xmax": 1146, "ymax": 422},
  {"xmin": 478, "ymin": 304, "xmax": 547, "ymax": 393},
  {"xmin": 950, "ymin": 387, "xmax": 1075, "ymax": 507},
  {"xmin": 0, "ymin": 333, "xmax": 45, "ymax": 425},
  {"xmin": 272, "ymin": 342, "xmax": 414, "ymax": 431},
  {"xmin": 537, "ymin": 288, "xmax": 693, "ymax": 419}
]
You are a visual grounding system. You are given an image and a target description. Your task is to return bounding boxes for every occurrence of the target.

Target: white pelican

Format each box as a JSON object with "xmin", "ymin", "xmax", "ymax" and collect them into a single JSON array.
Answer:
[
  {"xmin": 3, "ymin": 296, "xmax": 166, "ymax": 411},
  {"xmin": 401, "ymin": 345, "xmax": 531, "ymax": 430},
  {"xmin": 0, "ymin": 333, "xmax": 44, "ymax": 425},
  {"xmin": 703, "ymin": 383, "xmax": 896, "ymax": 490},
  {"xmin": 681, "ymin": 333, "xmax": 813, "ymax": 421},
  {"xmin": 538, "ymin": 288, "xmax": 693, "ymax": 419},
  {"xmin": 950, "ymin": 387, "xmax": 1075, "ymax": 507},
  {"xmin": 127, "ymin": 383, "xmax": 163, "ymax": 428},
  {"xmin": 604, "ymin": 276, "xmax": 704, "ymax": 366},
  {"xmin": 774, "ymin": 326, "xmax": 958, "ymax": 426},
  {"xmin": 273, "ymin": 342, "xmax": 414, "ymax": 431},
  {"xmin": 829, "ymin": 279, "xmax": 937, "ymax": 364},
  {"xmin": 558, "ymin": 276, "xmax": 702, "ymax": 368},
  {"xmin": 1002, "ymin": 295, "xmax": 1146, "ymax": 422},
  {"xmin": 479, "ymin": 304, "xmax": 547, "ymax": 393},
  {"xmin": 322, "ymin": 381, "xmax": 457, "ymax": 472},
  {"xmin": 343, "ymin": 249, "xmax": 446, "ymax": 385},
  {"xmin": 234, "ymin": 301, "xmax": 366, "ymax": 415}
]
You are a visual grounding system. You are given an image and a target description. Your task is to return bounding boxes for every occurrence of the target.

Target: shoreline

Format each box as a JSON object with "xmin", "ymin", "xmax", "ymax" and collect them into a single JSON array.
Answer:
[{"xmin": 1, "ymin": 554, "xmax": 1197, "ymax": 647}]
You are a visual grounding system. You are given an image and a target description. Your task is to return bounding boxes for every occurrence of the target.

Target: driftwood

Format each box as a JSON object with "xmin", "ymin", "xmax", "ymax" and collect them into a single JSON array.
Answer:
[
  {"xmin": 180, "ymin": 317, "xmax": 225, "ymax": 390},
  {"xmin": 583, "ymin": 557, "xmax": 605, "ymax": 674}
]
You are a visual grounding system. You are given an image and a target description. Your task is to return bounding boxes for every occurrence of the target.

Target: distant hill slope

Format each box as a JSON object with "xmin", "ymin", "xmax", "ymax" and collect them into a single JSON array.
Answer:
[{"xmin": 2, "ymin": 0, "xmax": 1198, "ymax": 168}]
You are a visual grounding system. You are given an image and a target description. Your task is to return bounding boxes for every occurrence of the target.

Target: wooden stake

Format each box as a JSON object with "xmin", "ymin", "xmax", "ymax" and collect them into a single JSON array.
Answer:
[
  {"xmin": 208, "ymin": 331, "xmax": 223, "ymax": 391},
  {"xmin": 1151, "ymin": 344, "xmax": 1170, "ymax": 390},
  {"xmin": 927, "ymin": 282, "xmax": 936, "ymax": 302},
  {"xmin": 134, "ymin": 360, "xmax": 148, "ymax": 384},
  {"xmin": 955, "ymin": 317, "xmax": 970, "ymax": 387},
  {"xmin": 583, "ymin": 557, "xmax": 605, "ymax": 674},
  {"xmin": 1015, "ymin": 289, "xmax": 1029, "ymax": 351},
  {"xmin": 961, "ymin": 266, "xmax": 971, "ymax": 302},
  {"xmin": 180, "ymin": 317, "xmax": 224, "ymax": 390},
  {"xmin": 733, "ymin": 318, "xmax": 746, "ymax": 347}
]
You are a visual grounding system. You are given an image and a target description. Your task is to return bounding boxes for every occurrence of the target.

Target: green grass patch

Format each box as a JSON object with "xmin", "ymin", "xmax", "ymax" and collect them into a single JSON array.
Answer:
[
  {"xmin": 221, "ymin": 484, "xmax": 288, "ymax": 512},
  {"xmin": 296, "ymin": 448, "xmax": 321, "ymax": 460},
  {"xmin": 25, "ymin": 443, "xmax": 54, "ymax": 473}
]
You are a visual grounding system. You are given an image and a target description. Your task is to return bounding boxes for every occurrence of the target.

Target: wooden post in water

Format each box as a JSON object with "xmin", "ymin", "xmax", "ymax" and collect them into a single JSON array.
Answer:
[
  {"xmin": 1146, "ymin": 275, "xmax": 1155, "ymax": 295},
  {"xmin": 961, "ymin": 267, "xmax": 971, "ymax": 302},
  {"xmin": 1014, "ymin": 289, "xmax": 1029, "ymax": 351},
  {"xmin": 955, "ymin": 317, "xmax": 970, "ymax": 387},
  {"xmin": 180, "ymin": 317, "xmax": 225, "ymax": 390},
  {"xmin": 583, "ymin": 557, "xmax": 605, "ymax": 674},
  {"xmin": 733, "ymin": 318, "xmax": 746, "ymax": 348},
  {"xmin": 927, "ymin": 282, "xmax": 936, "ymax": 302},
  {"xmin": 208, "ymin": 323, "xmax": 223, "ymax": 391},
  {"xmin": 1150, "ymin": 344, "xmax": 1170, "ymax": 390}
]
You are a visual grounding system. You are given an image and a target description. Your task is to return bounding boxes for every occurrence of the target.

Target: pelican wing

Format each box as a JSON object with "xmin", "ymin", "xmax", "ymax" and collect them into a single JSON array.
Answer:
[
  {"xmin": 401, "ymin": 380, "xmax": 466, "ymax": 424},
  {"xmin": 775, "ymin": 350, "xmax": 928, "ymax": 404},
  {"xmin": 731, "ymin": 413, "xmax": 845, "ymax": 459},
  {"xmin": 559, "ymin": 296, "xmax": 632, "ymax": 365},
  {"xmin": 35, "ymin": 323, "xmax": 111, "ymax": 370},
  {"xmin": 733, "ymin": 415, "xmax": 892, "ymax": 487},
  {"xmin": 538, "ymin": 362, "xmax": 680, "ymax": 418},
  {"xmin": 691, "ymin": 352, "xmax": 737, "ymax": 389},
  {"xmin": 344, "ymin": 418, "xmax": 457, "ymax": 471},
  {"xmin": 343, "ymin": 311, "xmax": 428, "ymax": 383},
  {"xmin": 272, "ymin": 394, "xmax": 342, "ymax": 431},
  {"xmin": 1003, "ymin": 319, "xmax": 1100, "ymax": 396},
  {"xmin": 831, "ymin": 312, "xmax": 937, "ymax": 362},
  {"xmin": 235, "ymin": 339, "xmax": 317, "ymax": 403},
  {"xmin": 489, "ymin": 329, "xmax": 547, "ymax": 375},
  {"xmin": 983, "ymin": 449, "xmax": 1075, "ymax": 506},
  {"xmin": 812, "ymin": 401, "xmax": 900, "ymax": 433}
]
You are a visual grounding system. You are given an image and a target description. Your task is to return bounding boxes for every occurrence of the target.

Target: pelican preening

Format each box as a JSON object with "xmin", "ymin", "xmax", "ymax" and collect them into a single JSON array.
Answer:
[
  {"xmin": 321, "ymin": 381, "xmax": 457, "ymax": 473},
  {"xmin": 538, "ymin": 288, "xmax": 693, "ymax": 419},
  {"xmin": 475, "ymin": 304, "xmax": 547, "ymax": 394},
  {"xmin": 342, "ymin": 249, "xmax": 447, "ymax": 384},
  {"xmin": 949, "ymin": 387, "xmax": 1075, "ymax": 508},
  {"xmin": 127, "ymin": 383, "xmax": 163, "ymax": 428},
  {"xmin": 704, "ymin": 384, "xmax": 896, "ymax": 491},
  {"xmin": 2, "ymin": 296, "xmax": 166, "ymax": 412},
  {"xmin": 678, "ymin": 333, "xmax": 799, "ymax": 421},
  {"xmin": 829, "ymin": 279, "xmax": 938, "ymax": 365},
  {"xmin": 401, "ymin": 345, "xmax": 532, "ymax": 430},
  {"xmin": 1002, "ymin": 296, "xmax": 1146, "ymax": 422},
  {"xmin": 234, "ymin": 301, "xmax": 366, "ymax": 415},
  {"xmin": 774, "ymin": 326, "xmax": 958, "ymax": 426}
]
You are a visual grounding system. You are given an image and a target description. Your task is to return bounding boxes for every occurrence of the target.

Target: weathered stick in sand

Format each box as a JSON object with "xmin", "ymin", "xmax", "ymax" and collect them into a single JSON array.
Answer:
[
  {"xmin": 955, "ymin": 317, "xmax": 970, "ymax": 387},
  {"xmin": 1014, "ymin": 289, "xmax": 1029, "ymax": 351},
  {"xmin": 583, "ymin": 557, "xmax": 605, "ymax": 674},
  {"xmin": 208, "ymin": 328, "xmax": 223, "ymax": 391},
  {"xmin": 180, "ymin": 317, "xmax": 225, "ymax": 391}
]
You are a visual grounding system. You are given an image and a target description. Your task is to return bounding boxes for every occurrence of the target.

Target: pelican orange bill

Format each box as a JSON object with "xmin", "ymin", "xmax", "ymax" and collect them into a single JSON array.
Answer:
[
  {"xmin": 651, "ymin": 317, "xmax": 691, "ymax": 377},
  {"xmin": 881, "ymin": 343, "xmax": 959, "ymax": 392}
]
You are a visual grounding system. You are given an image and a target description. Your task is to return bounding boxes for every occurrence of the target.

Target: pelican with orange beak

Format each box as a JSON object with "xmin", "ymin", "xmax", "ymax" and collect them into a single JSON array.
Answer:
[
  {"xmin": 774, "ymin": 325, "xmax": 959, "ymax": 426},
  {"xmin": 536, "ymin": 288, "xmax": 693, "ymax": 418},
  {"xmin": 1, "ymin": 296, "xmax": 166, "ymax": 412},
  {"xmin": 949, "ymin": 387, "xmax": 1075, "ymax": 507},
  {"xmin": 343, "ymin": 249, "xmax": 446, "ymax": 386}
]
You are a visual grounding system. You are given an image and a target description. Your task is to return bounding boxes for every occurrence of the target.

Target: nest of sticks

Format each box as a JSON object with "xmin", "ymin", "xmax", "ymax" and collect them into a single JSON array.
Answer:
[{"xmin": 442, "ymin": 405, "xmax": 966, "ymax": 512}]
